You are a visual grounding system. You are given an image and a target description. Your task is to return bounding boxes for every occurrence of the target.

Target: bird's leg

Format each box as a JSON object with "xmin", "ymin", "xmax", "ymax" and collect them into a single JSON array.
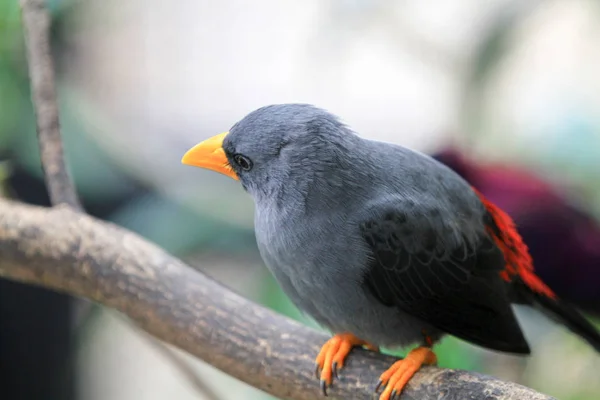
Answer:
[
  {"xmin": 375, "ymin": 334, "xmax": 437, "ymax": 400},
  {"xmin": 315, "ymin": 333, "xmax": 378, "ymax": 395}
]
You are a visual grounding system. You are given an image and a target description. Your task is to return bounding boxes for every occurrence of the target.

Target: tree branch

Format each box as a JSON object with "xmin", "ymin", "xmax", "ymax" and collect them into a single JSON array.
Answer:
[
  {"xmin": 0, "ymin": 199, "xmax": 554, "ymax": 400},
  {"xmin": 19, "ymin": 0, "xmax": 82, "ymax": 211}
]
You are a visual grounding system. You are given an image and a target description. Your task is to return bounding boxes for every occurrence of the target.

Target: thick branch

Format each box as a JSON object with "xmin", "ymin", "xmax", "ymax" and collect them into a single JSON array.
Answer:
[
  {"xmin": 19, "ymin": 0, "xmax": 82, "ymax": 210},
  {"xmin": 0, "ymin": 199, "xmax": 554, "ymax": 400}
]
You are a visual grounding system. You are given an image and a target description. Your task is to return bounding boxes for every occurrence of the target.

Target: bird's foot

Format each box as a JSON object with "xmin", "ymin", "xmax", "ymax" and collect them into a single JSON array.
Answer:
[
  {"xmin": 315, "ymin": 333, "xmax": 379, "ymax": 396},
  {"xmin": 375, "ymin": 347, "xmax": 437, "ymax": 400}
]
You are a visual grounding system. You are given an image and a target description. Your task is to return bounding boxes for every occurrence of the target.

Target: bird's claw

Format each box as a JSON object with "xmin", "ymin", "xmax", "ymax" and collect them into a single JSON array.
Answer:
[
  {"xmin": 317, "ymin": 361, "xmax": 338, "ymax": 396},
  {"xmin": 315, "ymin": 334, "xmax": 374, "ymax": 396},
  {"xmin": 332, "ymin": 361, "xmax": 339, "ymax": 379},
  {"xmin": 375, "ymin": 347, "xmax": 437, "ymax": 400},
  {"xmin": 319, "ymin": 379, "xmax": 328, "ymax": 396}
]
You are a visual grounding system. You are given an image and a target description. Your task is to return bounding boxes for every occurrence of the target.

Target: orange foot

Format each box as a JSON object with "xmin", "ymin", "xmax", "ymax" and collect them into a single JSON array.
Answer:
[
  {"xmin": 375, "ymin": 347, "xmax": 437, "ymax": 400},
  {"xmin": 315, "ymin": 333, "xmax": 379, "ymax": 395}
]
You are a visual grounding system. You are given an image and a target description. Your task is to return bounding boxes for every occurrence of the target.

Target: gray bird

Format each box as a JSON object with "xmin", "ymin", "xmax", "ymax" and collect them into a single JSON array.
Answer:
[{"xmin": 182, "ymin": 104, "xmax": 600, "ymax": 400}]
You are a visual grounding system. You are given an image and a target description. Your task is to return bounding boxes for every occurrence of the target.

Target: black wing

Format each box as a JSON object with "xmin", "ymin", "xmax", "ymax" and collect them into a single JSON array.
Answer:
[{"xmin": 360, "ymin": 207, "xmax": 530, "ymax": 354}]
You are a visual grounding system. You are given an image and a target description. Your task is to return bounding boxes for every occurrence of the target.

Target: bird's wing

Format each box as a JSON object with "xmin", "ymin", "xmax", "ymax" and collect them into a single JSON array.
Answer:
[{"xmin": 359, "ymin": 204, "xmax": 530, "ymax": 353}]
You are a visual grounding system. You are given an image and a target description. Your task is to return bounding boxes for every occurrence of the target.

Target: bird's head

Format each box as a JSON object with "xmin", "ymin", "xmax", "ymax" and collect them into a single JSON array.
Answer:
[{"xmin": 181, "ymin": 104, "xmax": 357, "ymax": 198}]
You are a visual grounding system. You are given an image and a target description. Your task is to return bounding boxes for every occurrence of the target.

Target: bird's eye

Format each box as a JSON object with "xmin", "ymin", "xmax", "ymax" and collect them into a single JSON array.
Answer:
[{"xmin": 233, "ymin": 154, "xmax": 253, "ymax": 171}]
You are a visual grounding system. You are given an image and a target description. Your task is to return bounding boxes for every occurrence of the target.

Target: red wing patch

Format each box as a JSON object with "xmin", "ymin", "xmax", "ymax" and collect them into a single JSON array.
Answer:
[{"xmin": 472, "ymin": 188, "xmax": 556, "ymax": 299}]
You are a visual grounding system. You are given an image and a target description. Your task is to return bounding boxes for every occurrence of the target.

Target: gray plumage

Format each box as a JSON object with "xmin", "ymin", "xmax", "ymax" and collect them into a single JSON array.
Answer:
[{"xmin": 222, "ymin": 103, "xmax": 529, "ymax": 351}]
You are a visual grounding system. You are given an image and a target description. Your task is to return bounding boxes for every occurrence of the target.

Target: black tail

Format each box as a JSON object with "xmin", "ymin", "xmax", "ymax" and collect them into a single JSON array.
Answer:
[{"xmin": 531, "ymin": 291, "xmax": 600, "ymax": 353}]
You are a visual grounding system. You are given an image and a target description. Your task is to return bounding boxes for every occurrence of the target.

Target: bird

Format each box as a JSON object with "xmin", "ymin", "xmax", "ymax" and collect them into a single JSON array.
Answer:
[{"xmin": 181, "ymin": 104, "xmax": 600, "ymax": 400}]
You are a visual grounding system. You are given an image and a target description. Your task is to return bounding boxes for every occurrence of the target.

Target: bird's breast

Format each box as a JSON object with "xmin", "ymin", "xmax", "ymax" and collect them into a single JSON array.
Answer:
[
  {"xmin": 254, "ymin": 210, "xmax": 317, "ymax": 273},
  {"xmin": 254, "ymin": 206, "xmax": 368, "ymax": 292}
]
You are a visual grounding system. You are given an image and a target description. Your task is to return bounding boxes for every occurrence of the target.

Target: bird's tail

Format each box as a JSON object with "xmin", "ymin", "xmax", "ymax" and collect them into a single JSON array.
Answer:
[
  {"xmin": 528, "ymin": 287, "xmax": 600, "ymax": 353},
  {"xmin": 473, "ymin": 187, "xmax": 600, "ymax": 353}
]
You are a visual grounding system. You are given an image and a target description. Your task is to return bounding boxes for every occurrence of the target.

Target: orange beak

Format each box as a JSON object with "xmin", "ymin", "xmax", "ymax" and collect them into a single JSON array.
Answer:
[{"xmin": 181, "ymin": 132, "xmax": 238, "ymax": 180}]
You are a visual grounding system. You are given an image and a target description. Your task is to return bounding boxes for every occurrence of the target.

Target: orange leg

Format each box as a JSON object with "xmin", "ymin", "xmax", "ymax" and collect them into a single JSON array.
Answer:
[
  {"xmin": 315, "ymin": 333, "xmax": 379, "ymax": 395},
  {"xmin": 375, "ymin": 346, "xmax": 437, "ymax": 400}
]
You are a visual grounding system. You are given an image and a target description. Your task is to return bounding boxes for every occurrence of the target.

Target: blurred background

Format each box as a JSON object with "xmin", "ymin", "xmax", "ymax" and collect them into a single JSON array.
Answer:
[{"xmin": 1, "ymin": 0, "xmax": 600, "ymax": 399}]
